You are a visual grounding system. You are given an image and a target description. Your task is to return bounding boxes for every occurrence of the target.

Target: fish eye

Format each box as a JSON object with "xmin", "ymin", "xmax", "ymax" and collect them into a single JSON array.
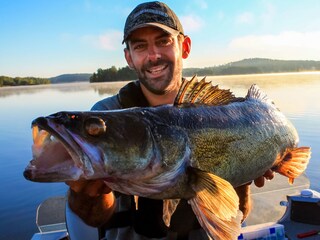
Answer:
[{"xmin": 84, "ymin": 117, "xmax": 106, "ymax": 136}]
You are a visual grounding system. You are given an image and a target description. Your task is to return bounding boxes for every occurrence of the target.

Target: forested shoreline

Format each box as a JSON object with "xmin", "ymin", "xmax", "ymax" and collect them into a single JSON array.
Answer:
[
  {"xmin": 2, "ymin": 58, "xmax": 320, "ymax": 87},
  {"xmin": 89, "ymin": 58, "xmax": 320, "ymax": 83},
  {"xmin": 0, "ymin": 76, "xmax": 50, "ymax": 87}
]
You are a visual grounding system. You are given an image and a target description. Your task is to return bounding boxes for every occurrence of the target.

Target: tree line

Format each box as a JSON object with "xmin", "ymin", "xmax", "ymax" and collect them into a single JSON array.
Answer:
[
  {"xmin": 90, "ymin": 66, "xmax": 137, "ymax": 83},
  {"xmin": 3, "ymin": 58, "xmax": 320, "ymax": 86},
  {"xmin": 183, "ymin": 58, "xmax": 320, "ymax": 76},
  {"xmin": 0, "ymin": 76, "xmax": 50, "ymax": 87},
  {"xmin": 90, "ymin": 58, "xmax": 320, "ymax": 83}
]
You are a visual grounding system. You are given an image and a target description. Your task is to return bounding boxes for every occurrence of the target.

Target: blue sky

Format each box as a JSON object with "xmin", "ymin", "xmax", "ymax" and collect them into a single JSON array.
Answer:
[{"xmin": 1, "ymin": 0, "xmax": 320, "ymax": 78}]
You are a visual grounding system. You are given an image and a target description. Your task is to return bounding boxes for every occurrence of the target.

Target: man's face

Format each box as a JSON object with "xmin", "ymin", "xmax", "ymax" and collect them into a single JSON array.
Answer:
[{"xmin": 124, "ymin": 27, "xmax": 184, "ymax": 95}]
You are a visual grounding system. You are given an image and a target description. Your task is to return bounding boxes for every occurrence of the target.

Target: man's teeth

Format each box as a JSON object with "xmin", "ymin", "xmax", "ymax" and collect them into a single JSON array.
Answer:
[{"xmin": 148, "ymin": 65, "xmax": 166, "ymax": 74}]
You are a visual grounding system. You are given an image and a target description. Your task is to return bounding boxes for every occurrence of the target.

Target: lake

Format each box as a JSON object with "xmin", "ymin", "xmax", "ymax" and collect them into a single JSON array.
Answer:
[{"xmin": 0, "ymin": 73, "xmax": 319, "ymax": 239}]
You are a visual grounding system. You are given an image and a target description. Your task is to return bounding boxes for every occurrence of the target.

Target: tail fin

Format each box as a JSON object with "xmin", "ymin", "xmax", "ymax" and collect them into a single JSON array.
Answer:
[
  {"xmin": 188, "ymin": 167, "xmax": 242, "ymax": 240},
  {"xmin": 273, "ymin": 147, "xmax": 311, "ymax": 184}
]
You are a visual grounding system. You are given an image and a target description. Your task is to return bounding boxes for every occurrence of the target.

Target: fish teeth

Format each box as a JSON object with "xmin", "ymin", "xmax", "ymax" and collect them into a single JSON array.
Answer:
[
  {"xmin": 33, "ymin": 126, "xmax": 48, "ymax": 145},
  {"xmin": 32, "ymin": 126, "xmax": 39, "ymax": 143},
  {"xmin": 32, "ymin": 144, "xmax": 43, "ymax": 159},
  {"xmin": 32, "ymin": 128, "xmax": 53, "ymax": 158}
]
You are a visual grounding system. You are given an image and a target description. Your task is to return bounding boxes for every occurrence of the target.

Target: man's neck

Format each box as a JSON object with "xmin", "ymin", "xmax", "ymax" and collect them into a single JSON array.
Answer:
[{"xmin": 140, "ymin": 84, "xmax": 179, "ymax": 107}]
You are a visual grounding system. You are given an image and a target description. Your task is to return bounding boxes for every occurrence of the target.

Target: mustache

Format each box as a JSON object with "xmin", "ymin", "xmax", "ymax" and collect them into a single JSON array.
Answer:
[{"xmin": 142, "ymin": 59, "xmax": 172, "ymax": 70}]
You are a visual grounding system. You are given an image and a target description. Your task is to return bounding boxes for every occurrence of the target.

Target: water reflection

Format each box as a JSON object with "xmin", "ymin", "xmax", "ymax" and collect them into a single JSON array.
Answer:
[
  {"xmin": 0, "ymin": 81, "xmax": 128, "ymax": 98},
  {"xmin": 0, "ymin": 72, "xmax": 319, "ymax": 239}
]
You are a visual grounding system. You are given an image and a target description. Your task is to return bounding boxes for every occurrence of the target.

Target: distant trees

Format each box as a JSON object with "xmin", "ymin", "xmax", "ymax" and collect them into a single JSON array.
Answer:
[
  {"xmin": 3, "ymin": 58, "xmax": 320, "ymax": 86},
  {"xmin": 90, "ymin": 66, "xmax": 137, "ymax": 83},
  {"xmin": 0, "ymin": 76, "xmax": 50, "ymax": 87},
  {"xmin": 91, "ymin": 59, "xmax": 320, "ymax": 83},
  {"xmin": 50, "ymin": 73, "xmax": 91, "ymax": 83},
  {"xmin": 183, "ymin": 58, "xmax": 320, "ymax": 77}
]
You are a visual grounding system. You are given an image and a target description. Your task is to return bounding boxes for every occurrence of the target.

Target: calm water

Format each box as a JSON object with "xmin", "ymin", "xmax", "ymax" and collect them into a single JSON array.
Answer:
[{"xmin": 0, "ymin": 73, "xmax": 319, "ymax": 240}]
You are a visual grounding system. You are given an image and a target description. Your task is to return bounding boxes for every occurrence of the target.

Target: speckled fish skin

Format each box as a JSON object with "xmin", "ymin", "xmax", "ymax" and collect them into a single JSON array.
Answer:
[
  {"xmin": 23, "ymin": 77, "xmax": 310, "ymax": 240},
  {"xmin": 24, "ymin": 81, "xmax": 304, "ymax": 194}
]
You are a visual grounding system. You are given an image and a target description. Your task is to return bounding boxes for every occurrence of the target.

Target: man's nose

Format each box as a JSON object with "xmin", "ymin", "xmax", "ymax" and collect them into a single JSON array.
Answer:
[{"xmin": 147, "ymin": 46, "xmax": 161, "ymax": 62}]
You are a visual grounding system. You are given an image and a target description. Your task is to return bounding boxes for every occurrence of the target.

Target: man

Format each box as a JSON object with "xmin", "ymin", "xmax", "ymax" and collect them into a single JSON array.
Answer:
[{"xmin": 66, "ymin": 2, "xmax": 274, "ymax": 239}]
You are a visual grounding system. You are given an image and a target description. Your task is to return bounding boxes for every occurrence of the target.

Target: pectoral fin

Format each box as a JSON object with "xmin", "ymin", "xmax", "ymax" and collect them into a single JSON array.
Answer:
[
  {"xmin": 188, "ymin": 167, "xmax": 242, "ymax": 240},
  {"xmin": 273, "ymin": 147, "xmax": 311, "ymax": 184}
]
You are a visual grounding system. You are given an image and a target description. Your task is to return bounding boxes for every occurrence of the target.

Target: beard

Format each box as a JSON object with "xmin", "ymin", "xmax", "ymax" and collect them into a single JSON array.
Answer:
[{"xmin": 134, "ymin": 58, "xmax": 182, "ymax": 95}]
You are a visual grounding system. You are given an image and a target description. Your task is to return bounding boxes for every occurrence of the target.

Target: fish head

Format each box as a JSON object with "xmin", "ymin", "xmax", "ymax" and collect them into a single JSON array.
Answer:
[{"xmin": 23, "ymin": 110, "xmax": 156, "ymax": 182}]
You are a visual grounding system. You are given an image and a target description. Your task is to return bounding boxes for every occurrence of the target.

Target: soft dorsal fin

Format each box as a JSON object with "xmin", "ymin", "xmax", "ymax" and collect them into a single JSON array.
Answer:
[
  {"xmin": 246, "ymin": 84, "xmax": 274, "ymax": 105},
  {"xmin": 174, "ymin": 76, "xmax": 237, "ymax": 106}
]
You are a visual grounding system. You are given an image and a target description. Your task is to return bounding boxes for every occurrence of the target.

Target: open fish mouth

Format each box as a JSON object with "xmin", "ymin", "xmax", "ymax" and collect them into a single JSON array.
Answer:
[{"xmin": 23, "ymin": 124, "xmax": 84, "ymax": 182}]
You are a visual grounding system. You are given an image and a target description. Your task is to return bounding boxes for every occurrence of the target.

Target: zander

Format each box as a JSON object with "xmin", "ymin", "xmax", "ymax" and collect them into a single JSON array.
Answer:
[{"xmin": 24, "ymin": 76, "xmax": 311, "ymax": 240}]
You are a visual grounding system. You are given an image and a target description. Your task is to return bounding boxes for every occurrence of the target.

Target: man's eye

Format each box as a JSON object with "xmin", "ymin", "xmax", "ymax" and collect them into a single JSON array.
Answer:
[
  {"xmin": 158, "ymin": 38, "xmax": 173, "ymax": 47},
  {"xmin": 133, "ymin": 44, "xmax": 146, "ymax": 50}
]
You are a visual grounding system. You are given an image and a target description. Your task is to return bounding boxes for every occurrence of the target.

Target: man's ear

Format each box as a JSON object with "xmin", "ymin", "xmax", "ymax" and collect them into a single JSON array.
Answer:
[
  {"xmin": 182, "ymin": 36, "xmax": 191, "ymax": 59},
  {"xmin": 124, "ymin": 48, "xmax": 135, "ymax": 69}
]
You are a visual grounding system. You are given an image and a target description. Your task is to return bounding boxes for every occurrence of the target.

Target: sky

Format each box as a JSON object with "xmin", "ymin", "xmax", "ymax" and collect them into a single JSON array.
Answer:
[{"xmin": 1, "ymin": 0, "xmax": 320, "ymax": 78}]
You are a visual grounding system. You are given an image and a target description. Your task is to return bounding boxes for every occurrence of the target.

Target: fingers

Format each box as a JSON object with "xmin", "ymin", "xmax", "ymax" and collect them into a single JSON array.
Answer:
[
  {"xmin": 85, "ymin": 180, "xmax": 112, "ymax": 197},
  {"xmin": 263, "ymin": 169, "xmax": 274, "ymax": 180},
  {"xmin": 66, "ymin": 179, "xmax": 112, "ymax": 197},
  {"xmin": 66, "ymin": 180, "xmax": 86, "ymax": 192},
  {"xmin": 254, "ymin": 176, "xmax": 265, "ymax": 188},
  {"xmin": 254, "ymin": 170, "xmax": 275, "ymax": 188}
]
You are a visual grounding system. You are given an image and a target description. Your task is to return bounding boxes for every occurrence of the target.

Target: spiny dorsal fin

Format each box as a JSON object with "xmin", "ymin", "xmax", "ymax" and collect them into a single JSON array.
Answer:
[
  {"xmin": 246, "ymin": 84, "xmax": 274, "ymax": 105},
  {"xmin": 175, "ymin": 76, "xmax": 237, "ymax": 106}
]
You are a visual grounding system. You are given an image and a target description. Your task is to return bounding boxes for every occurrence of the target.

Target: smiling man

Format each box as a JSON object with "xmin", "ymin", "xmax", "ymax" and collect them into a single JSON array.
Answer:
[
  {"xmin": 124, "ymin": 26, "xmax": 189, "ymax": 103},
  {"xmin": 66, "ymin": 2, "xmax": 273, "ymax": 239}
]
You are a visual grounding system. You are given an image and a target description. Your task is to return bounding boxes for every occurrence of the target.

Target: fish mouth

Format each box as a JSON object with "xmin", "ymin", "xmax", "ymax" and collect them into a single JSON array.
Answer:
[{"xmin": 23, "ymin": 122, "xmax": 85, "ymax": 182}]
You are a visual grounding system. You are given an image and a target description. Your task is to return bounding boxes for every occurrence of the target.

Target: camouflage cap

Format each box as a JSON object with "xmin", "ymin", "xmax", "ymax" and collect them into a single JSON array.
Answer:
[{"xmin": 123, "ymin": 1, "xmax": 184, "ymax": 43}]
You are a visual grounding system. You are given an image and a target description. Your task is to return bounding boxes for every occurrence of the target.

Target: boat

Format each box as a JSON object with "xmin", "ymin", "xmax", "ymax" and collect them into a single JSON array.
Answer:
[
  {"xmin": 31, "ymin": 174, "xmax": 320, "ymax": 240},
  {"xmin": 31, "ymin": 196, "xmax": 68, "ymax": 240}
]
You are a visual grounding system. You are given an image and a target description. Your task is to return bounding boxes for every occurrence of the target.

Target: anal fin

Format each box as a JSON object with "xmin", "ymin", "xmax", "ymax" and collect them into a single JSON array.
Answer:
[
  {"xmin": 188, "ymin": 167, "xmax": 242, "ymax": 240},
  {"xmin": 134, "ymin": 195, "xmax": 139, "ymax": 210},
  {"xmin": 162, "ymin": 199, "xmax": 180, "ymax": 227}
]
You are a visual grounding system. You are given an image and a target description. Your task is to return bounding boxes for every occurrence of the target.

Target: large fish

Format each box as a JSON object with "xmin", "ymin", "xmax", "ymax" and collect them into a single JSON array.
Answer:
[{"xmin": 24, "ymin": 76, "xmax": 310, "ymax": 239}]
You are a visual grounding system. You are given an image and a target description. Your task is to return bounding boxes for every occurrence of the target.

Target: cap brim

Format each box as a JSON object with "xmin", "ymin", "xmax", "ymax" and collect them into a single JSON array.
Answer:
[{"xmin": 123, "ymin": 23, "xmax": 180, "ymax": 43}]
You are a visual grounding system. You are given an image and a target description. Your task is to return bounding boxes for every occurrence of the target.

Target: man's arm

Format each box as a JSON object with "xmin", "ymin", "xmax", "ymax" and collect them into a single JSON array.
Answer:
[{"xmin": 67, "ymin": 180, "xmax": 116, "ymax": 227}]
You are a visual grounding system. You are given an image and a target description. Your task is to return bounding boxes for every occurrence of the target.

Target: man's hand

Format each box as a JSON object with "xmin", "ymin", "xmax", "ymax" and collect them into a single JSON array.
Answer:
[
  {"xmin": 253, "ymin": 169, "xmax": 275, "ymax": 188},
  {"xmin": 66, "ymin": 179, "xmax": 115, "ymax": 226},
  {"xmin": 66, "ymin": 179, "xmax": 112, "ymax": 197}
]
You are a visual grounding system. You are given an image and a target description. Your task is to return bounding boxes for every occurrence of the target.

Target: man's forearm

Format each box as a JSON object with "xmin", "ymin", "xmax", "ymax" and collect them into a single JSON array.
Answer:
[{"xmin": 68, "ymin": 189, "xmax": 116, "ymax": 227}]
